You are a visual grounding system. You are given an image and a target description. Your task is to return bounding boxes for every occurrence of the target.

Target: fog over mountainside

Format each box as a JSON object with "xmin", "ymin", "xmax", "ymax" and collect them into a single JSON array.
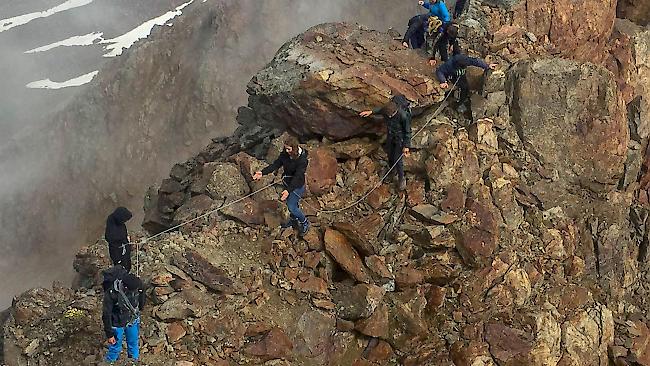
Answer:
[{"xmin": 0, "ymin": 0, "xmax": 418, "ymax": 309}]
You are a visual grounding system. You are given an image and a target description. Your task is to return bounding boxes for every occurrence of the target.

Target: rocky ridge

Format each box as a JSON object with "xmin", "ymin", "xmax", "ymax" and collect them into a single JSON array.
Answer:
[{"xmin": 3, "ymin": 0, "xmax": 650, "ymax": 365}]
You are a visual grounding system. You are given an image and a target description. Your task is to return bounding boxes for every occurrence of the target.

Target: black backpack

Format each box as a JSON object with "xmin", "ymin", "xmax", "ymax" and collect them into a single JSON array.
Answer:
[{"xmin": 102, "ymin": 265, "xmax": 140, "ymax": 325}]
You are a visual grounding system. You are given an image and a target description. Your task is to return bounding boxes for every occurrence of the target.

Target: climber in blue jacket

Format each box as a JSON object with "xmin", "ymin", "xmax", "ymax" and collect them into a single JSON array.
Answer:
[
  {"xmin": 436, "ymin": 54, "xmax": 497, "ymax": 113},
  {"xmin": 419, "ymin": 0, "xmax": 451, "ymax": 24}
]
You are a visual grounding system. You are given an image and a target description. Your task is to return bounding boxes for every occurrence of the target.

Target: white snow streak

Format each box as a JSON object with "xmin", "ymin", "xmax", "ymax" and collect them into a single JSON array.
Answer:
[
  {"xmin": 0, "ymin": 0, "xmax": 93, "ymax": 33},
  {"xmin": 100, "ymin": 0, "xmax": 194, "ymax": 57},
  {"xmin": 26, "ymin": 70, "xmax": 98, "ymax": 89},
  {"xmin": 24, "ymin": 32, "xmax": 104, "ymax": 54}
]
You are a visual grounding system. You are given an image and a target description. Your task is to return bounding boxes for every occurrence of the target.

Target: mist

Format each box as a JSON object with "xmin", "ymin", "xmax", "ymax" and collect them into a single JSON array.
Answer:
[{"xmin": 0, "ymin": 0, "xmax": 418, "ymax": 308}]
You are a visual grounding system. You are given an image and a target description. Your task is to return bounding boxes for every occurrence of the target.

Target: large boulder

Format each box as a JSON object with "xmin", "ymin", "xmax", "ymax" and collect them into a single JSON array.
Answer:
[
  {"xmin": 508, "ymin": 59, "xmax": 628, "ymax": 194},
  {"xmin": 246, "ymin": 22, "xmax": 443, "ymax": 140},
  {"xmin": 511, "ymin": 0, "xmax": 617, "ymax": 62}
]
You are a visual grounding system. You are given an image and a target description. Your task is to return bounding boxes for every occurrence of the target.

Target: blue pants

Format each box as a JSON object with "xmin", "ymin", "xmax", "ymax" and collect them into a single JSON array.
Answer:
[
  {"xmin": 287, "ymin": 186, "xmax": 306, "ymax": 224},
  {"xmin": 105, "ymin": 318, "xmax": 140, "ymax": 362}
]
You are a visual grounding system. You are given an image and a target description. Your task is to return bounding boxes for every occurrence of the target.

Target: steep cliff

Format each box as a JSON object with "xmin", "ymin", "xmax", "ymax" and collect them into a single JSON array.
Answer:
[{"xmin": 0, "ymin": 0, "xmax": 419, "ymax": 309}]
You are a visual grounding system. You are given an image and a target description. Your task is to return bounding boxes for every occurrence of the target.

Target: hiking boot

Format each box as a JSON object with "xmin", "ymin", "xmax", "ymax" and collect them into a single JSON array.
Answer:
[
  {"xmin": 281, "ymin": 217, "xmax": 297, "ymax": 229},
  {"xmin": 398, "ymin": 177, "xmax": 407, "ymax": 191},
  {"xmin": 299, "ymin": 220, "xmax": 311, "ymax": 236}
]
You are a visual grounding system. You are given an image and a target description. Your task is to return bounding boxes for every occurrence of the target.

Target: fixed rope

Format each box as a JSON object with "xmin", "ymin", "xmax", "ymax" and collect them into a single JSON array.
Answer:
[
  {"xmin": 312, "ymin": 77, "xmax": 461, "ymax": 215},
  {"xmin": 130, "ymin": 179, "xmax": 282, "ymax": 275},
  {"xmin": 130, "ymin": 79, "xmax": 462, "ymax": 273}
]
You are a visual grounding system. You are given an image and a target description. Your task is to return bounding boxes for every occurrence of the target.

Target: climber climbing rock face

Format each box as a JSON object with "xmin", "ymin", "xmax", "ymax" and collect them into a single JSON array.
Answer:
[
  {"xmin": 253, "ymin": 135, "xmax": 311, "ymax": 235},
  {"xmin": 419, "ymin": 0, "xmax": 451, "ymax": 24},
  {"xmin": 104, "ymin": 207, "xmax": 133, "ymax": 273},
  {"xmin": 102, "ymin": 268, "xmax": 145, "ymax": 364},
  {"xmin": 402, "ymin": 14, "xmax": 429, "ymax": 49},
  {"xmin": 429, "ymin": 22, "xmax": 461, "ymax": 66},
  {"xmin": 436, "ymin": 54, "xmax": 497, "ymax": 113},
  {"xmin": 359, "ymin": 94, "xmax": 413, "ymax": 191}
]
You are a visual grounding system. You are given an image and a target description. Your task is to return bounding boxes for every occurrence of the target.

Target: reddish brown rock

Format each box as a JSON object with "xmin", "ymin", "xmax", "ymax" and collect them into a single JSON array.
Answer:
[
  {"xmin": 306, "ymin": 147, "xmax": 338, "ymax": 195},
  {"xmin": 167, "ymin": 322, "xmax": 187, "ymax": 343},
  {"xmin": 406, "ymin": 179, "xmax": 426, "ymax": 207},
  {"xmin": 355, "ymin": 304, "xmax": 389, "ymax": 338},
  {"xmin": 457, "ymin": 199, "xmax": 499, "ymax": 268},
  {"xmin": 247, "ymin": 23, "xmax": 443, "ymax": 140},
  {"xmin": 441, "ymin": 184, "xmax": 465, "ymax": 213},
  {"xmin": 394, "ymin": 267, "xmax": 425, "ymax": 289},
  {"xmin": 365, "ymin": 255, "xmax": 394, "ymax": 280},
  {"xmin": 426, "ymin": 286, "xmax": 447, "ymax": 310},
  {"xmin": 173, "ymin": 250, "xmax": 245, "ymax": 294},
  {"xmin": 333, "ymin": 213, "xmax": 383, "ymax": 256},
  {"xmin": 333, "ymin": 283, "xmax": 385, "ymax": 321},
  {"xmin": 485, "ymin": 323, "xmax": 534, "ymax": 364},
  {"xmin": 330, "ymin": 138, "xmax": 379, "ymax": 159},
  {"xmin": 618, "ymin": 0, "xmax": 650, "ymax": 26},
  {"xmin": 294, "ymin": 275, "xmax": 329, "ymax": 295},
  {"xmin": 220, "ymin": 197, "xmax": 265, "ymax": 225},
  {"xmin": 324, "ymin": 229, "xmax": 371, "ymax": 283},
  {"xmin": 367, "ymin": 184, "xmax": 391, "ymax": 209},
  {"xmin": 450, "ymin": 341, "xmax": 494, "ymax": 366},
  {"xmin": 367, "ymin": 340, "xmax": 394, "ymax": 363},
  {"xmin": 244, "ymin": 327, "xmax": 293, "ymax": 362},
  {"xmin": 512, "ymin": 0, "xmax": 616, "ymax": 62}
]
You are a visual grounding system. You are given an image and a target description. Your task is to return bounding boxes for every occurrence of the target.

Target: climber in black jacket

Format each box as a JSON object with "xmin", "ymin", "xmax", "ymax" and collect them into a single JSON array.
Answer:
[
  {"xmin": 430, "ymin": 22, "xmax": 461, "ymax": 66},
  {"xmin": 436, "ymin": 54, "xmax": 498, "ymax": 113},
  {"xmin": 402, "ymin": 14, "xmax": 429, "ymax": 49},
  {"xmin": 360, "ymin": 94, "xmax": 412, "ymax": 191},
  {"xmin": 104, "ymin": 207, "xmax": 133, "ymax": 273},
  {"xmin": 102, "ymin": 267, "xmax": 145, "ymax": 363},
  {"xmin": 254, "ymin": 135, "xmax": 310, "ymax": 235}
]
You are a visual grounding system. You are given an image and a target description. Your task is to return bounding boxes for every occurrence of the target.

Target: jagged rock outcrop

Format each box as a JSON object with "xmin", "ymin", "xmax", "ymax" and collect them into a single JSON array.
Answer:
[{"xmin": 245, "ymin": 22, "xmax": 442, "ymax": 140}]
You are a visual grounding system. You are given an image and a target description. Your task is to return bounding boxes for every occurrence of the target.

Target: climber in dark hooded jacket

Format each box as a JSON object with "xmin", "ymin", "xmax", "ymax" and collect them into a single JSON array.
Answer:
[
  {"xmin": 105, "ymin": 207, "xmax": 134, "ymax": 273},
  {"xmin": 359, "ymin": 94, "xmax": 413, "ymax": 191},
  {"xmin": 402, "ymin": 14, "xmax": 429, "ymax": 49},
  {"xmin": 436, "ymin": 54, "xmax": 497, "ymax": 112},
  {"xmin": 102, "ymin": 268, "xmax": 145, "ymax": 363}
]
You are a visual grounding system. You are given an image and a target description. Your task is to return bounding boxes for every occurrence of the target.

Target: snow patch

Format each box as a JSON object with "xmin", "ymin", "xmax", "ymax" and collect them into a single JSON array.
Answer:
[
  {"xmin": 0, "ymin": 0, "xmax": 94, "ymax": 33},
  {"xmin": 100, "ymin": 0, "xmax": 194, "ymax": 57},
  {"xmin": 26, "ymin": 70, "xmax": 99, "ymax": 89},
  {"xmin": 24, "ymin": 32, "xmax": 104, "ymax": 54}
]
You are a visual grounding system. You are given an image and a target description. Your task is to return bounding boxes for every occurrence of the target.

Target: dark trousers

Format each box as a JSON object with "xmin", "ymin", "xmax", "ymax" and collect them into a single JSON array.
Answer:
[
  {"xmin": 450, "ymin": 74, "xmax": 470, "ymax": 107},
  {"xmin": 454, "ymin": 0, "xmax": 468, "ymax": 17},
  {"xmin": 386, "ymin": 135, "xmax": 405, "ymax": 180},
  {"xmin": 109, "ymin": 245, "xmax": 132, "ymax": 273},
  {"xmin": 435, "ymin": 33, "xmax": 455, "ymax": 62},
  {"xmin": 409, "ymin": 30, "xmax": 426, "ymax": 49}
]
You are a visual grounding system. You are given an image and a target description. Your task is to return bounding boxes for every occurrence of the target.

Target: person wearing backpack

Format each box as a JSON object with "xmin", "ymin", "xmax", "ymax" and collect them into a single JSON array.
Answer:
[
  {"xmin": 359, "ymin": 94, "xmax": 413, "ymax": 191},
  {"xmin": 102, "ymin": 266, "xmax": 145, "ymax": 364},
  {"xmin": 419, "ymin": 0, "xmax": 451, "ymax": 24},
  {"xmin": 105, "ymin": 207, "xmax": 133, "ymax": 273}
]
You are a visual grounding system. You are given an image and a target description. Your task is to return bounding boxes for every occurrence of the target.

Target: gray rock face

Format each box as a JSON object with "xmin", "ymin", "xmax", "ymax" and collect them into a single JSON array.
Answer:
[{"xmin": 508, "ymin": 59, "xmax": 628, "ymax": 190}]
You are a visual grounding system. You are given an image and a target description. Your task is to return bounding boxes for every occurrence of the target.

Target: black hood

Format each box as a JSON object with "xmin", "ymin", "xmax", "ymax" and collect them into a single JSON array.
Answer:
[
  {"xmin": 110, "ymin": 207, "xmax": 132, "ymax": 224},
  {"xmin": 105, "ymin": 207, "xmax": 132, "ymax": 246}
]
